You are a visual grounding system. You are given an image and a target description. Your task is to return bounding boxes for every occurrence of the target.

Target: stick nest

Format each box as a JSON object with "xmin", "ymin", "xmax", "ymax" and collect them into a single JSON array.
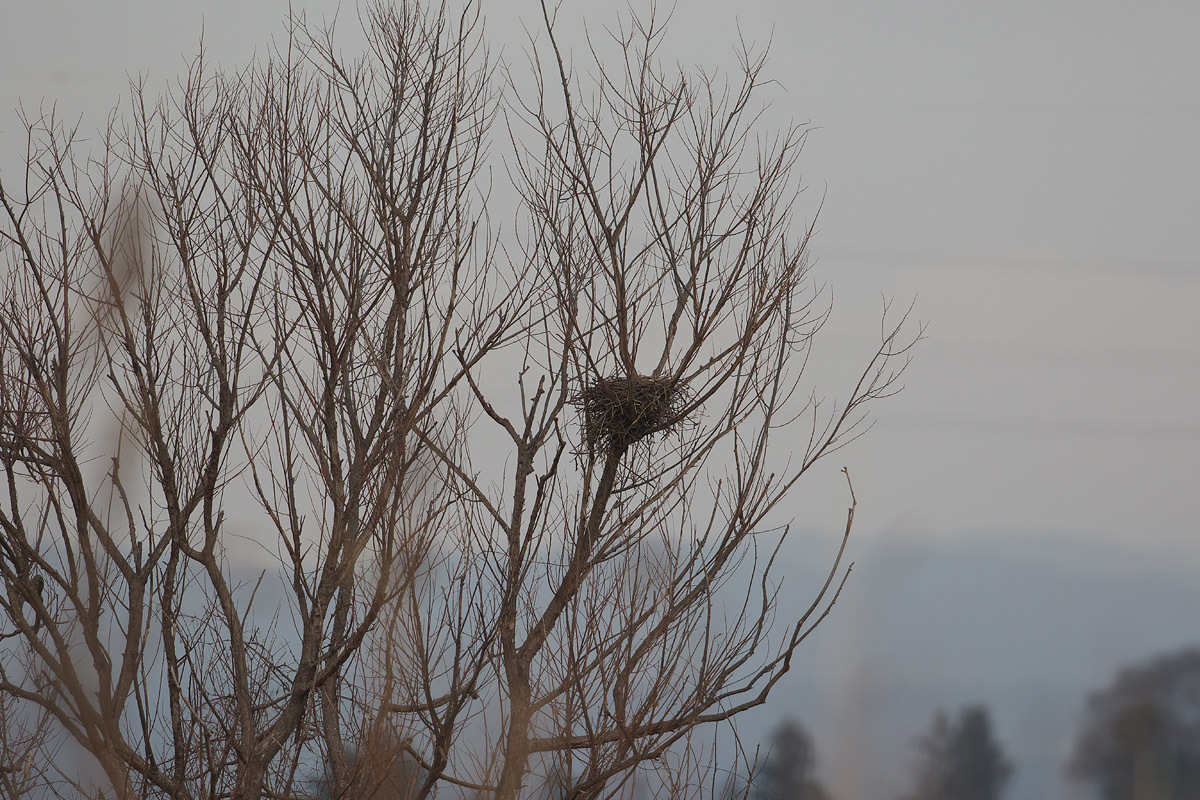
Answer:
[{"xmin": 575, "ymin": 373, "xmax": 689, "ymax": 455}]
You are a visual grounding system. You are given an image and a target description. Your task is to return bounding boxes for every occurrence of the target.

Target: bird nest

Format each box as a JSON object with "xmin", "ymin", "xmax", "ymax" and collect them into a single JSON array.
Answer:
[{"xmin": 574, "ymin": 373, "xmax": 688, "ymax": 455}]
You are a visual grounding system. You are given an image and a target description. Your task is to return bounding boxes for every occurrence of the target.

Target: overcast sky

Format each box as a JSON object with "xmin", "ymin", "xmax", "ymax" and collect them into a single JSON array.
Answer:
[{"xmin": 2, "ymin": 2, "xmax": 1198, "ymax": 798}]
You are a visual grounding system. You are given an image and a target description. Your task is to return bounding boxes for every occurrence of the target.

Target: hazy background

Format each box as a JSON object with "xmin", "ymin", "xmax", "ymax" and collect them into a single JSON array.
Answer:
[{"xmin": 2, "ymin": 2, "xmax": 1197, "ymax": 798}]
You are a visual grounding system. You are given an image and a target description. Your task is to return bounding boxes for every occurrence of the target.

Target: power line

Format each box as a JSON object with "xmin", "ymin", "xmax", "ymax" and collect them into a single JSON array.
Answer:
[
  {"xmin": 815, "ymin": 248, "xmax": 1199, "ymax": 280},
  {"xmin": 794, "ymin": 99, "xmax": 1200, "ymax": 120},
  {"xmin": 881, "ymin": 412, "xmax": 1200, "ymax": 441}
]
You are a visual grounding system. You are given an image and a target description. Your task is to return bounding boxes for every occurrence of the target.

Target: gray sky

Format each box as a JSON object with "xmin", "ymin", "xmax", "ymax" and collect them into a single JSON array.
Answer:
[{"xmin": 3, "ymin": 2, "xmax": 1198, "ymax": 798}]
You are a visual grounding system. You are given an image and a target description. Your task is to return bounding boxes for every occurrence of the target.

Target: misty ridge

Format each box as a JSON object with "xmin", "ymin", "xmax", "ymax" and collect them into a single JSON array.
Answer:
[
  {"xmin": 0, "ymin": 1, "xmax": 1194, "ymax": 800},
  {"xmin": 734, "ymin": 530, "xmax": 1200, "ymax": 800}
]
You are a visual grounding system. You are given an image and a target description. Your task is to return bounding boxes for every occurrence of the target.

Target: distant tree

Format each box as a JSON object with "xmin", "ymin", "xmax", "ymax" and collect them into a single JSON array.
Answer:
[
  {"xmin": 1070, "ymin": 648, "xmax": 1200, "ymax": 800},
  {"xmin": 901, "ymin": 706, "xmax": 1012, "ymax": 800},
  {"xmin": 755, "ymin": 719, "xmax": 832, "ymax": 800}
]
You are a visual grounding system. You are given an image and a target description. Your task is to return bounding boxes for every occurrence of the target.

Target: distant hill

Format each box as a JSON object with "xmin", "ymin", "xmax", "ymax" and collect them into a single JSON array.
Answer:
[{"xmin": 742, "ymin": 529, "xmax": 1200, "ymax": 800}]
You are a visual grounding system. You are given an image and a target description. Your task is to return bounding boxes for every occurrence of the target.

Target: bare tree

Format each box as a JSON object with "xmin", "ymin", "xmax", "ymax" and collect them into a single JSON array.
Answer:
[{"xmin": 0, "ymin": 2, "xmax": 918, "ymax": 798}]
